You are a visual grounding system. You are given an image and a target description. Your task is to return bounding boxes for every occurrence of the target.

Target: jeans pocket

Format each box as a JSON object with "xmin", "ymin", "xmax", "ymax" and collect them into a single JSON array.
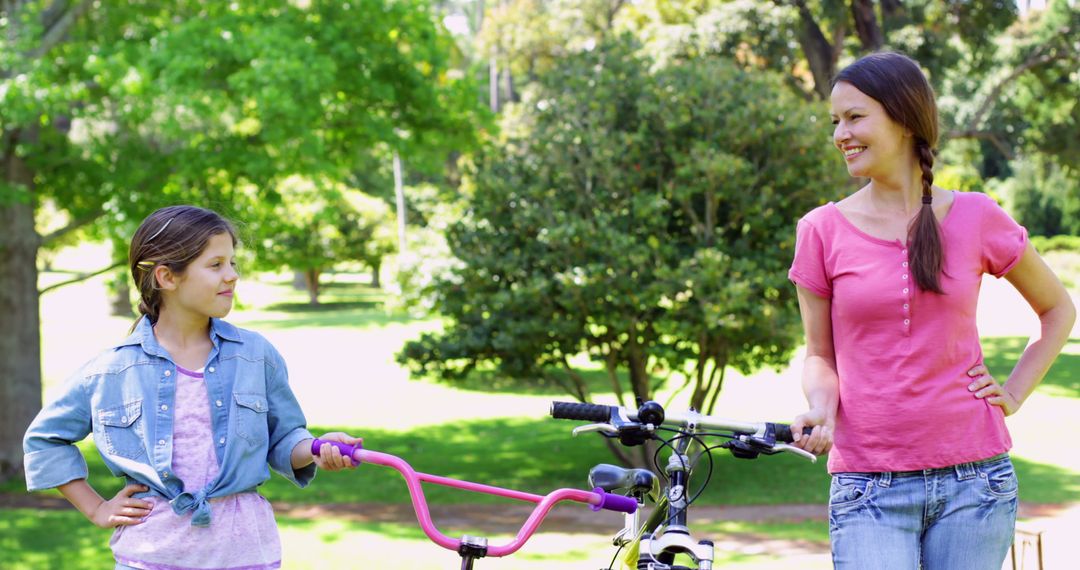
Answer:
[
  {"xmin": 977, "ymin": 458, "xmax": 1019, "ymax": 499},
  {"xmin": 234, "ymin": 393, "xmax": 269, "ymax": 445},
  {"xmin": 97, "ymin": 400, "xmax": 146, "ymax": 460},
  {"xmin": 829, "ymin": 473, "xmax": 875, "ymax": 511}
]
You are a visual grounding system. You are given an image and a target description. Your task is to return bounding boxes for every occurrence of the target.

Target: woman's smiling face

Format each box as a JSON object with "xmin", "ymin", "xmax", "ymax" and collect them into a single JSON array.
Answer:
[{"xmin": 830, "ymin": 81, "xmax": 913, "ymax": 180}]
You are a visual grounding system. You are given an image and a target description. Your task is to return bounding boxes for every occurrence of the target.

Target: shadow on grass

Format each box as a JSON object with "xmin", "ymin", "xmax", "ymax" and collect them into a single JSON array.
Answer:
[
  {"xmin": 0, "ymin": 509, "xmax": 114, "ymax": 569},
  {"xmin": 983, "ymin": 337, "xmax": 1079, "ymax": 399},
  {"xmin": 242, "ymin": 280, "xmax": 421, "ymax": 330},
  {"xmin": 423, "ymin": 365, "xmax": 667, "ymax": 398}
]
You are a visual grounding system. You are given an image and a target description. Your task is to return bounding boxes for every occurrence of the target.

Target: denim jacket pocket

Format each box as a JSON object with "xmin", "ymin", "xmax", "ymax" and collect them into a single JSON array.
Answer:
[
  {"xmin": 234, "ymin": 393, "xmax": 269, "ymax": 445},
  {"xmin": 98, "ymin": 400, "xmax": 146, "ymax": 460}
]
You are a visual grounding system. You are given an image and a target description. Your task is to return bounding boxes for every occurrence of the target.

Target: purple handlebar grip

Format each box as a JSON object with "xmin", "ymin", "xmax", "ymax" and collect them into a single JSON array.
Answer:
[
  {"xmin": 589, "ymin": 488, "xmax": 638, "ymax": 514},
  {"xmin": 311, "ymin": 438, "xmax": 362, "ymax": 463}
]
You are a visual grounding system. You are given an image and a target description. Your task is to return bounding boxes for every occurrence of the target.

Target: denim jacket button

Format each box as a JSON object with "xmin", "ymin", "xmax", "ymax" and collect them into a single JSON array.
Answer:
[
  {"xmin": 209, "ymin": 366, "xmax": 216, "ymax": 373},
  {"xmin": 160, "ymin": 404, "xmax": 168, "ymax": 411},
  {"xmin": 216, "ymin": 400, "xmax": 223, "ymax": 407},
  {"xmin": 164, "ymin": 370, "xmax": 171, "ymax": 377},
  {"xmin": 219, "ymin": 437, "xmax": 226, "ymax": 445}
]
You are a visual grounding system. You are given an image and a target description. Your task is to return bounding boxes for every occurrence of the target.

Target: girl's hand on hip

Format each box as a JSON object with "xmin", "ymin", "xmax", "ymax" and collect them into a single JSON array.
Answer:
[
  {"xmin": 91, "ymin": 484, "xmax": 152, "ymax": 528},
  {"xmin": 313, "ymin": 432, "xmax": 363, "ymax": 471},
  {"xmin": 791, "ymin": 407, "xmax": 834, "ymax": 456},
  {"xmin": 967, "ymin": 364, "xmax": 1020, "ymax": 416}
]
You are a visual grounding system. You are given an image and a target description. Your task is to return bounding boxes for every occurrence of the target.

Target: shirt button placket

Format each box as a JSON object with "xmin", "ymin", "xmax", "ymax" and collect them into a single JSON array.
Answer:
[{"xmin": 902, "ymin": 249, "xmax": 911, "ymax": 333}]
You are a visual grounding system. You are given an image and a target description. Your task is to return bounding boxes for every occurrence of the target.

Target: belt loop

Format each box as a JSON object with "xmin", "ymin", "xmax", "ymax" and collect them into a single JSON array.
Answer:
[
  {"xmin": 954, "ymin": 461, "xmax": 976, "ymax": 481},
  {"xmin": 876, "ymin": 471, "xmax": 892, "ymax": 488}
]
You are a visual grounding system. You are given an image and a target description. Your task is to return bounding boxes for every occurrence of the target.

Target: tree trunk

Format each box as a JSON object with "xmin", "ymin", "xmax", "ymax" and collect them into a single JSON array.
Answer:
[
  {"xmin": 370, "ymin": 259, "xmax": 381, "ymax": 289},
  {"xmin": 792, "ymin": 0, "xmax": 840, "ymax": 100},
  {"xmin": 626, "ymin": 329, "xmax": 650, "ymax": 402},
  {"xmin": 110, "ymin": 269, "xmax": 134, "ymax": 317},
  {"xmin": 292, "ymin": 270, "xmax": 307, "ymax": 290},
  {"xmin": 0, "ymin": 151, "xmax": 43, "ymax": 483},
  {"xmin": 850, "ymin": 0, "xmax": 883, "ymax": 51},
  {"xmin": 304, "ymin": 268, "xmax": 320, "ymax": 305}
]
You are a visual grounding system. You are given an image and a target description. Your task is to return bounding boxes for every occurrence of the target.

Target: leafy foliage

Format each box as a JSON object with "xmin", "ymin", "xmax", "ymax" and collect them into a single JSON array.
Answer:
[{"xmin": 400, "ymin": 37, "xmax": 847, "ymax": 410}]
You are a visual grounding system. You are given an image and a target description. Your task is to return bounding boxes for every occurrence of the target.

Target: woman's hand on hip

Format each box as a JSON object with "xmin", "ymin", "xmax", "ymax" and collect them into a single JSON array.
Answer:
[
  {"xmin": 791, "ymin": 407, "xmax": 834, "ymax": 456},
  {"xmin": 967, "ymin": 364, "xmax": 1020, "ymax": 416}
]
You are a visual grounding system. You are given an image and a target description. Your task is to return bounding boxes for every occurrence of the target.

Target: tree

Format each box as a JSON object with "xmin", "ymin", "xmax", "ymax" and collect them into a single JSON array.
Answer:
[
  {"xmin": 0, "ymin": 0, "xmax": 483, "ymax": 481},
  {"xmin": 399, "ymin": 38, "xmax": 847, "ymax": 463},
  {"xmin": 254, "ymin": 176, "xmax": 396, "ymax": 304}
]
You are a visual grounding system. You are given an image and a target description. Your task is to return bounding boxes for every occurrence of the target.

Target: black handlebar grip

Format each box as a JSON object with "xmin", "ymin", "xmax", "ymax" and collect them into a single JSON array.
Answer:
[
  {"xmin": 774, "ymin": 424, "xmax": 815, "ymax": 443},
  {"xmin": 550, "ymin": 401, "xmax": 614, "ymax": 422}
]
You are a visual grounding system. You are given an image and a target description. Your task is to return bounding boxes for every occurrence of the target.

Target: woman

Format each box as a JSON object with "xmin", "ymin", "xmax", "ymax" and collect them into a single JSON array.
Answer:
[{"xmin": 787, "ymin": 52, "xmax": 1075, "ymax": 569}]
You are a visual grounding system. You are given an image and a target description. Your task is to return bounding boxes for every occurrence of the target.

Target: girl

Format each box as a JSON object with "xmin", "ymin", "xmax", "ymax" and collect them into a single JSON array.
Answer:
[
  {"xmin": 787, "ymin": 52, "xmax": 1075, "ymax": 569},
  {"xmin": 24, "ymin": 205, "xmax": 361, "ymax": 570}
]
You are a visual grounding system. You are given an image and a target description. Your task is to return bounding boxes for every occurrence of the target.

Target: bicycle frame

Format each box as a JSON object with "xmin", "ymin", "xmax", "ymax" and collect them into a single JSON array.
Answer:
[{"xmin": 311, "ymin": 439, "xmax": 637, "ymax": 568}]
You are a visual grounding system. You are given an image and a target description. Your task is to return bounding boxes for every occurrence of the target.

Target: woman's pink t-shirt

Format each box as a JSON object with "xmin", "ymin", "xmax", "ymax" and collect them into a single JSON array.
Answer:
[{"xmin": 789, "ymin": 191, "xmax": 1027, "ymax": 473}]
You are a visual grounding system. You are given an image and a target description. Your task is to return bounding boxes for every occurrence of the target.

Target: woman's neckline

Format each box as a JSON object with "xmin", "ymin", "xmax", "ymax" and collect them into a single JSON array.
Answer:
[{"xmin": 828, "ymin": 189, "xmax": 959, "ymax": 247}]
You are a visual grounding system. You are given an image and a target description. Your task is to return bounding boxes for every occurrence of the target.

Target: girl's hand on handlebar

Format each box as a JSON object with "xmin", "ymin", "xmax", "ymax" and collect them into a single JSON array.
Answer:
[
  {"xmin": 313, "ymin": 432, "xmax": 362, "ymax": 471},
  {"xmin": 791, "ymin": 408, "xmax": 833, "ymax": 456}
]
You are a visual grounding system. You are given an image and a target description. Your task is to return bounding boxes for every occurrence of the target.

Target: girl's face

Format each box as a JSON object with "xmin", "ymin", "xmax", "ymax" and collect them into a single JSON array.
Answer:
[
  {"xmin": 830, "ymin": 81, "xmax": 913, "ymax": 180},
  {"xmin": 168, "ymin": 232, "xmax": 239, "ymax": 320}
]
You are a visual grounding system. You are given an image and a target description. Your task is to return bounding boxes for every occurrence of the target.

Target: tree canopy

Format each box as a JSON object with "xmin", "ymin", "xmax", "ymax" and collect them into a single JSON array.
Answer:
[
  {"xmin": 400, "ymin": 37, "xmax": 848, "ymax": 414},
  {"xmin": 0, "ymin": 0, "xmax": 486, "ymax": 480}
]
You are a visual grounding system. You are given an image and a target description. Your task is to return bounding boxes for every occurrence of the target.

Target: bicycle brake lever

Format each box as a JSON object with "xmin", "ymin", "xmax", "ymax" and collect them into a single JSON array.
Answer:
[
  {"xmin": 773, "ymin": 443, "xmax": 818, "ymax": 462},
  {"xmin": 572, "ymin": 423, "xmax": 619, "ymax": 437}
]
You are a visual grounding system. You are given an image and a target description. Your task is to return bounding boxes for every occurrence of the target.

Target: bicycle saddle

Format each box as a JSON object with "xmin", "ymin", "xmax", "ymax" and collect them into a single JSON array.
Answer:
[{"xmin": 588, "ymin": 463, "xmax": 660, "ymax": 501}]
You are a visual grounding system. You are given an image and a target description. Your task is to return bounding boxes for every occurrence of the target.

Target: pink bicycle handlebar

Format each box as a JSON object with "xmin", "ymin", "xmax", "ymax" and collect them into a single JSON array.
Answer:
[{"xmin": 311, "ymin": 438, "xmax": 637, "ymax": 557}]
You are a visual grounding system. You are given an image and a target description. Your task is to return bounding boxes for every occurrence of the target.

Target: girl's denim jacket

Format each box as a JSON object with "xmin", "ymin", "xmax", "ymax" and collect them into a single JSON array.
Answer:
[{"xmin": 23, "ymin": 317, "xmax": 315, "ymax": 526}]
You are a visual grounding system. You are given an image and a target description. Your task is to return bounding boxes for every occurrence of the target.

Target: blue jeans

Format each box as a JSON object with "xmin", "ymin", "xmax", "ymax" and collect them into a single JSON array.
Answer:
[{"xmin": 829, "ymin": 454, "xmax": 1017, "ymax": 570}]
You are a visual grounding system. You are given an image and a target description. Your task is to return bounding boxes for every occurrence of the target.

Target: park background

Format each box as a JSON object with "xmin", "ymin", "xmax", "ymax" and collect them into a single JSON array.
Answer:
[{"xmin": 1, "ymin": 1, "xmax": 1078, "ymax": 568}]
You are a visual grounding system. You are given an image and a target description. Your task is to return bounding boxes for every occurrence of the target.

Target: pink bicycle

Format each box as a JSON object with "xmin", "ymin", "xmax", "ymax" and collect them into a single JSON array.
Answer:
[{"xmin": 311, "ymin": 438, "xmax": 637, "ymax": 569}]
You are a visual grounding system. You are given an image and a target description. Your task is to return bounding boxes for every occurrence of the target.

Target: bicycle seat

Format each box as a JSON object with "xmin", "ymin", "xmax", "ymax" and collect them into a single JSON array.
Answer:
[{"xmin": 588, "ymin": 464, "xmax": 659, "ymax": 501}]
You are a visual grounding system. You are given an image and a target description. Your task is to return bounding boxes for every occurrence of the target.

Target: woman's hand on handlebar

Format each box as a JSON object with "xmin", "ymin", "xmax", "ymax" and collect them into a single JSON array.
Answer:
[
  {"xmin": 311, "ymin": 432, "xmax": 362, "ymax": 471},
  {"xmin": 790, "ymin": 408, "xmax": 833, "ymax": 456}
]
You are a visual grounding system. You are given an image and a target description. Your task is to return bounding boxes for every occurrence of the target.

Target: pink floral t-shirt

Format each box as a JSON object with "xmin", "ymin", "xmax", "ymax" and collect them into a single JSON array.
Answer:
[
  {"xmin": 110, "ymin": 366, "xmax": 281, "ymax": 569},
  {"xmin": 789, "ymin": 191, "xmax": 1028, "ymax": 473}
]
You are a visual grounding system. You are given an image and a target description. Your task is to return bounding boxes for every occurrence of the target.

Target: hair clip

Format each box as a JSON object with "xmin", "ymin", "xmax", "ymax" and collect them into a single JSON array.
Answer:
[
  {"xmin": 146, "ymin": 218, "xmax": 174, "ymax": 242},
  {"xmin": 921, "ymin": 195, "xmax": 933, "ymax": 205}
]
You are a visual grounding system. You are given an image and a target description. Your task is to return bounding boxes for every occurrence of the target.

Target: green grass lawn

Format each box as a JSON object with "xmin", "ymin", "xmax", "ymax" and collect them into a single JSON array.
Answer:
[
  {"xmin": 6, "ymin": 414, "xmax": 1077, "ymax": 504},
  {"xmin": 0, "ymin": 508, "xmax": 833, "ymax": 570}
]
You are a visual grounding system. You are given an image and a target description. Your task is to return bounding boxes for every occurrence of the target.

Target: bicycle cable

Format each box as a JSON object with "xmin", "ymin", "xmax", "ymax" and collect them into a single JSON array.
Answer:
[
  {"xmin": 605, "ymin": 540, "xmax": 626, "ymax": 570},
  {"xmin": 649, "ymin": 430, "xmax": 715, "ymax": 531}
]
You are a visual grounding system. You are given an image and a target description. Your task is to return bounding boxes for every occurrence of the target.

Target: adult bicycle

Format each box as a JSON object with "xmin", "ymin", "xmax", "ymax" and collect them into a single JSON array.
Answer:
[{"xmin": 549, "ymin": 400, "xmax": 817, "ymax": 570}]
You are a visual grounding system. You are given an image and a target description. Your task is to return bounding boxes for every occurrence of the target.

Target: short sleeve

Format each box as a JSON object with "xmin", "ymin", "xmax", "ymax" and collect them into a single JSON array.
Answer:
[
  {"xmin": 788, "ymin": 218, "xmax": 832, "ymax": 298},
  {"xmin": 979, "ymin": 196, "xmax": 1028, "ymax": 277}
]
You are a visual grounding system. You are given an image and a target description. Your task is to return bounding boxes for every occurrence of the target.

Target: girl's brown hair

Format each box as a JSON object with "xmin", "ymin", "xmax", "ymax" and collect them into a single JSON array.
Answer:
[
  {"xmin": 129, "ymin": 205, "xmax": 237, "ymax": 330},
  {"xmin": 835, "ymin": 52, "xmax": 943, "ymax": 293}
]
